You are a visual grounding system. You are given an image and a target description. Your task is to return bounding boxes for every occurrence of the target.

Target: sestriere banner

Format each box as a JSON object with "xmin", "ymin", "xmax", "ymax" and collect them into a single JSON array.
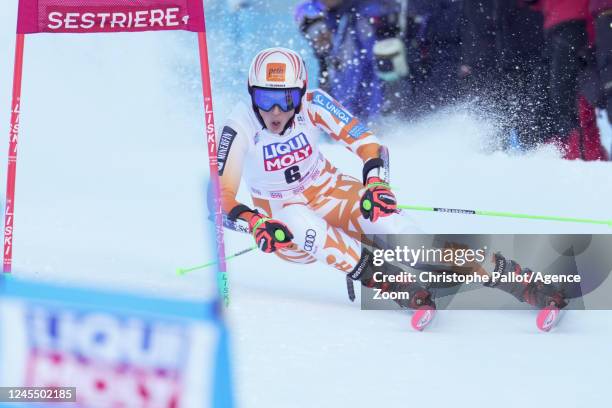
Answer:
[{"xmin": 16, "ymin": 0, "xmax": 205, "ymax": 34}]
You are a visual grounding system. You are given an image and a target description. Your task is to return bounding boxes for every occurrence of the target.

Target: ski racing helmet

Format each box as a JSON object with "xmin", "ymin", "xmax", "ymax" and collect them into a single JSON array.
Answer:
[{"xmin": 248, "ymin": 47, "xmax": 308, "ymax": 116}]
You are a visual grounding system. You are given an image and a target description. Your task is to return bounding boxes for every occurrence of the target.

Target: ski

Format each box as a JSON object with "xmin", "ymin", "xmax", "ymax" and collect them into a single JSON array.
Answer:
[
  {"xmin": 410, "ymin": 306, "xmax": 436, "ymax": 331},
  {"xmin": 536, "ymin": 306, "xmax": 564, "ymax": 332}
]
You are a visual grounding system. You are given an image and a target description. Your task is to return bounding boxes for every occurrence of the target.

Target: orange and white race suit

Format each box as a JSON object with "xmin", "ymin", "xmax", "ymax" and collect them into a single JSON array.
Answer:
[{"xmin": 217, "ymin": 89, "xmax": 417, "ymax": 273}]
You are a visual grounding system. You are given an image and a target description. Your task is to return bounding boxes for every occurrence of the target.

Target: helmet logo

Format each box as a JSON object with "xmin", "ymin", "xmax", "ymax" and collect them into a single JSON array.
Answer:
[{"xmin": 266, "ymin": 63, "xmax": 286, "ymax": 82}]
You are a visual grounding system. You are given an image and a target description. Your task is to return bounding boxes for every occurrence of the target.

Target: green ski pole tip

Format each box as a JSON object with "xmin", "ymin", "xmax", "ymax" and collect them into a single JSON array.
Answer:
[
  {"xmin": 274, "ymin": 229, "xmax": 286, "ymax": 241},
  {"xmin": 362, "ymin": 199, "xmax": 372, "ymax": 211}
]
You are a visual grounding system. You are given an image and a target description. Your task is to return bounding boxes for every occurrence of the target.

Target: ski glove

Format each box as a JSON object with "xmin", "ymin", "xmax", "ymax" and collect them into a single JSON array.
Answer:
[
  {"xmin": 360, "ymin": 176, "xmax": 397, "ymax": 222},
  {"xmin": 248, "ymin": 213, "xmax": 294, "ymax": 253}
]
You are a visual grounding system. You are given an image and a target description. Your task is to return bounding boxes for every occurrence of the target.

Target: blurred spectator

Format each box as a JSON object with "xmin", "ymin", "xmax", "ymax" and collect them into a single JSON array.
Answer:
[
  {"xmin": 591, "ymin": 0, "xmax": 612, "ymax": 122},
  {"xmin": 294, "ymin": 0, "xmax": 610, "ymax": 159},
  {"xmin": 295, "ymin": 0, "xmax": 401, "ymax": 121},
  {"xmin": 531, "ymin": 0, "xmax": 608, "ymax": 160},
  {"xmin": 461, "ymin": 0, "xmax": 547, "ymax": 149},
  {"xmin": 402, "ymin": 0, "xmax": 464, "ymax": 117},
  {"xmin": 495, "ymin": 1, "xmax": 547, "ymax": 148},
  {"xmin": 460, "ymin": 0, "xmax": 497, "ymax": 91},
  {"xmin": 537, "ymin": 0, "xmax": 588, "ymax": 138},
  {"xmin": 296, "ymin": 0, "xmax": 465, "ymax": 119},
  {"xmin": 369, "ymin": 2, "xmax": 410, "ymax": 115},
  {"xmin": 295, "ymin": 1, "xmax": 332, "ymax": 92}
]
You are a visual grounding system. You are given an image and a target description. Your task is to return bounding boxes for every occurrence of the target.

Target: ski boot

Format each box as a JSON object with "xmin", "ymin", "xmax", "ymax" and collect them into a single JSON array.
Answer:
[
  {"xmin": 485, "ymin": 252, "xmax": 568, "ymax": 331},
  {"xmin": 349, "ymin": 247, "xmax": 436, "ymax": 331}
]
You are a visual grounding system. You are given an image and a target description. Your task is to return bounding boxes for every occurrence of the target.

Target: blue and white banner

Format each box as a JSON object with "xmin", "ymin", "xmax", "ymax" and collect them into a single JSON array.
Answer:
[{"xmin": 0, "ymin": 277, "xmax": 233, "ymax": 408}]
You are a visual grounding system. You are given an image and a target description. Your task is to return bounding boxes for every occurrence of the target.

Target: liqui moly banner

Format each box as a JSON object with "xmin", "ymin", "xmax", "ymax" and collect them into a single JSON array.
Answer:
[
  {"xmin": 0, "ymin": 278, "xmax": 233, "ymax": 407},
  {"xmin": 16, "ymin": 0, "xmax": 205, "ymax": 34}
]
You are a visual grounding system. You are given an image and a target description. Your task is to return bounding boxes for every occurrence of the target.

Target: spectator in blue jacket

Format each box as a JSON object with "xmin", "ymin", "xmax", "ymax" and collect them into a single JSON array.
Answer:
[{"xmin": 295, "ymin": 0, "xmax": 402, "ymax": 121}]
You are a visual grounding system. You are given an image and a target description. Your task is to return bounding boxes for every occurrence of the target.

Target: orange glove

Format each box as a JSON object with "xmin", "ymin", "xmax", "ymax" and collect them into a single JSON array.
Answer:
[
  {"xmin": 248, "ymin": 213, "xmax": 294, "ymax": 253},
  {"xmin": 360, "ymin": 177, "xmax": 397, "ymax": 222}
]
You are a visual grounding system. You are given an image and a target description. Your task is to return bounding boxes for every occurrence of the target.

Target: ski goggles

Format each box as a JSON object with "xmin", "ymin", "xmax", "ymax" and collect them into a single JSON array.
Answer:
[{"xmin": 252, "ymin": 87, "xmax": 302, "ymax": 112}]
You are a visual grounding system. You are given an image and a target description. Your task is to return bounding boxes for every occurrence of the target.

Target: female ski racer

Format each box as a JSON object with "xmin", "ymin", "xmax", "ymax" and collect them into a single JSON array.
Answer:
[{"xmin": 215, "ymin": 47, "xmax": 567, "ymax": 325}]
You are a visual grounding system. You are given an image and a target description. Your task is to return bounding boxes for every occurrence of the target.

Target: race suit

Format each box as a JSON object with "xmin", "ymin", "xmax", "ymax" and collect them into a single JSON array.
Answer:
[{"xmin": 217, "ymin": 89, "xmax": 414, "ymax": 272}]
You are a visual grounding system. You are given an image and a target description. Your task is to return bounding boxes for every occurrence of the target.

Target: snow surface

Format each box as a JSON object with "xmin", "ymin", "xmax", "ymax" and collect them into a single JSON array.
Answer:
[{"xmin": 1, "ymin": 1, "xmax": 611, "ymax": 407}]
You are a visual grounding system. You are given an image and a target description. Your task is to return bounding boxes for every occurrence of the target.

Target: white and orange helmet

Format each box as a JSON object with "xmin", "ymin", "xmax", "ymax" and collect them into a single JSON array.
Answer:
[{"xmin": 248, "ymin": 47, "xmax": 308, "ymax": 92}]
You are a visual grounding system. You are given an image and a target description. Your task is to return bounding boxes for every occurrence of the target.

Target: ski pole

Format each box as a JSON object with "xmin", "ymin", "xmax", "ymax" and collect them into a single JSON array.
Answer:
[
  {"xmin": 398, "ymin": 204, "xmax": 612, "ymax": 227},
  {"xmin": 177, "ymin": 246, "xmax": 257, "ymax": 276}
]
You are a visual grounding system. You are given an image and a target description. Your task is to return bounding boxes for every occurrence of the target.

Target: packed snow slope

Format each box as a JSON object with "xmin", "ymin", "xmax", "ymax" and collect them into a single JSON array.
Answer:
[{"xmin": 1, "ymin": 1, "xmax": 611, "ymax": 407}]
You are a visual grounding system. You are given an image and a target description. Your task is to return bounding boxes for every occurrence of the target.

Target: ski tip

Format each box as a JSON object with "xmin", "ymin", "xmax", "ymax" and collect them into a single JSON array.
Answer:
[
  {"xmin": 411, "ymin": 306, "xmax": 436, "ymax": 331},
  {"xmin": 536, "ymin": 306, "xmax": 560, "ymax": 332}
]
